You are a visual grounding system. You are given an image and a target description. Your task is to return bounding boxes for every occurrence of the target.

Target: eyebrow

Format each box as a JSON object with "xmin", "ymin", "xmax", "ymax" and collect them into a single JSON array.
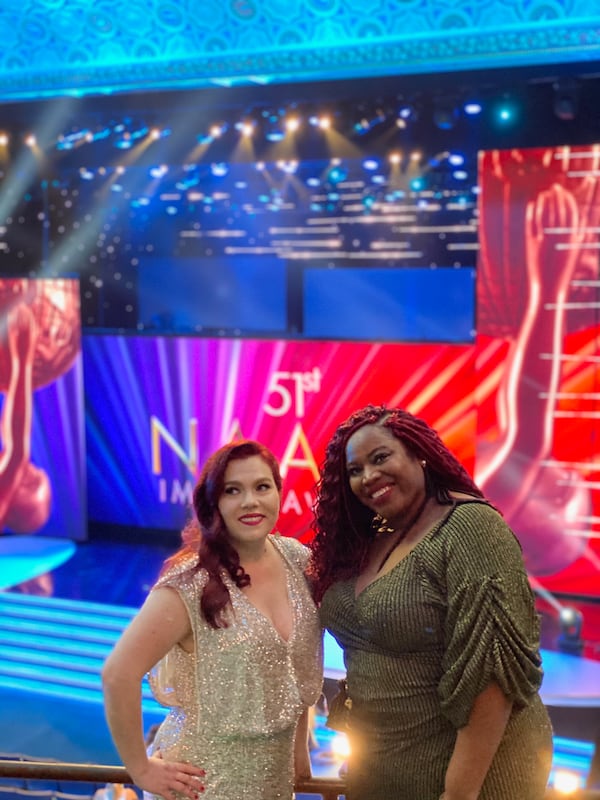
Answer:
[
  {"xmin": 347, "ymin": 445, "xmax": 387, "ymax": 467},
  {"xmin": 223, "ymin": 476, "xmax": 273, "ymax": 486}
]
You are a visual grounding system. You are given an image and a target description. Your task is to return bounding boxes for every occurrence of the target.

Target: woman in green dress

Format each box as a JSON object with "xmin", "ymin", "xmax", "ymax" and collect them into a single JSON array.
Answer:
[{"xmin": 309, "ymin": 405, "xmax": 553, "ymax": 800}]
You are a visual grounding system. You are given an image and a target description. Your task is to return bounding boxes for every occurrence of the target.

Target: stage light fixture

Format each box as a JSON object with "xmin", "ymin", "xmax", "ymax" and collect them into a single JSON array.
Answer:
[
  {"xmin": 557, "ymin": 606, "xmax": 584, "ymax": 655},
  {"xmin": 397, "ymin": 101, "xmax": 418, "ymax": 123},
  {"xmin": 491, "ymin": 95, "xmax": 519, "ymax": 127},
  {"xmin": 235, "ymin": 120, "xmax": 255, "ymax": 137},
  {"xmin": 353, "ymin": 107, "xmax": 386, "ymax": 136},
  {"xmin": 362, "ymin": 158, "xmax": 379, "ymax": 171},
  {"xmin": 210, "ymin": 163, "xmax": 228, "ymax": 177},
  {"xmin": 285, "ymin": 116, "xmax": 300, "ymax": 133},
  {"xmin": 209, "ymin": 123, "xmax": 227, "ymax": 139},
  {"xmin": 463, "ymin": 100, "xmax": 482, "ymax": 116},
  {"xmin": 552, "ymin": 768, "xmax": 582, "ymax": 794},
  {"xmin": 276, "ymin": 159, "xmax": 298, "ymax": 173},
  {"xmin": 553, "ymin": 78, "xmax": 580, "ymax": 121}
]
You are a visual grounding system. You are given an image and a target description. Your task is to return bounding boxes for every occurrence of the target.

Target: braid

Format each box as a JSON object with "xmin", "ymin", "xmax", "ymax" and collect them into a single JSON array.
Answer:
[{"xmin": 308, "ymin": 405, "xmax": 484, "ymax": 602}]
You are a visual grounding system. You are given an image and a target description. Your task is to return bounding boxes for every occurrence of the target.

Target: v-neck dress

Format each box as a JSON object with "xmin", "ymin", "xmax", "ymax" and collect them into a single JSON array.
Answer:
[
  {"xmin": 147, "ymin": 535, "xmax": 323, "ymax": 800},
  {"xmin": 320, "ymin": 501, "xmax": 553, "ymax": 799}
]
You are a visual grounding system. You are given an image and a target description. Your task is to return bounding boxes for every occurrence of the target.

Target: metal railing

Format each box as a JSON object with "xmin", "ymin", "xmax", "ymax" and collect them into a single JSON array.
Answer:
[
  {"xmin": 0, "ymin": 761, "xmax": 345, "ymax": 800},
  {"xmin": 1, "ymin": 759, "xmax": 600, "ymax": 800}
]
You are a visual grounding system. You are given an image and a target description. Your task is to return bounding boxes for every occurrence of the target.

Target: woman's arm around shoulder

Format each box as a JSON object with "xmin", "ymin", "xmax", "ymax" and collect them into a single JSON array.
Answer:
[{"xmin": 101, "ymin": 586, "xmax": 205, "ymax": 800}]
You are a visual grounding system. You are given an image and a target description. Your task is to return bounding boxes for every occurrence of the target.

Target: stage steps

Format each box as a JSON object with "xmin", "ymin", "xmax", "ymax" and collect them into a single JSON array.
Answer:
[{"xmin": 0, "ymin": 592, "xmax": 164, "ymax": 714}]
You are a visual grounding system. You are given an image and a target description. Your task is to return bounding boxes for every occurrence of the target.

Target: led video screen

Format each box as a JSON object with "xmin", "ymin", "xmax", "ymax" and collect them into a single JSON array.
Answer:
[
  {"xmin": 475, "ymin": 145, "xmax": 600, "ymax": 598},
  {"xmin": 83, "ymin": 334, "xmax": 476, "ymax": 539},
  {"xmin": 0, "ymin": 278, "xmax": 86, "ymax": 541}
]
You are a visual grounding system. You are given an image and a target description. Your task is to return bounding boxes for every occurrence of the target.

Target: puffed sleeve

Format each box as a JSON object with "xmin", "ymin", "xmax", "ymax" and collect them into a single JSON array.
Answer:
[
  {"xmin": 147, "ymin": 556, "xmax": 206, "ymax": 707},
  {"xmin": 436, "ymin": 502, "xmax": 544, "ymax": 729}
]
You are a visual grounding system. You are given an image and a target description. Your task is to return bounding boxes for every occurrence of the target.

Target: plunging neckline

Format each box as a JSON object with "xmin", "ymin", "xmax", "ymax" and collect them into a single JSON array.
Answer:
[
  {"xmin": 235, "ymin": 536, "xmax": 296, "ymax": 644},
  {"xmin": 353, "ymin": 498, "xmax": 486, "ymax": 600}
]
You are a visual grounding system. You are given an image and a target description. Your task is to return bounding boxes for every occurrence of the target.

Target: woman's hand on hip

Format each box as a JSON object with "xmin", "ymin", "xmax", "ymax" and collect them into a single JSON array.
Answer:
[{"xmin": 131, "ymin": 756, "xmax": 206, "ymax": 800}]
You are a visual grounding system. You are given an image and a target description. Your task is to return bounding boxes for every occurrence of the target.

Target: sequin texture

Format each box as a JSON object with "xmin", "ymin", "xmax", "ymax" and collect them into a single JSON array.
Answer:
[
  {"xmin": 320, "ymin": 501, "xmax": 554, "ymax": 799},
  {"xmin": 148, "ymin": 535, "xmax": 323, "ymax": 800}
]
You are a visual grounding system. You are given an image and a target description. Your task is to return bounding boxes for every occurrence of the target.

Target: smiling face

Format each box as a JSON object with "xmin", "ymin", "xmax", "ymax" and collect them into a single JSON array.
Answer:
[
  {"xmin": 345, "ymin": 423, "xmax": 426, "ymax": 529},
  {"xmin": 217, "ymin": 455, "xmax": 281, "ymax": 554}
]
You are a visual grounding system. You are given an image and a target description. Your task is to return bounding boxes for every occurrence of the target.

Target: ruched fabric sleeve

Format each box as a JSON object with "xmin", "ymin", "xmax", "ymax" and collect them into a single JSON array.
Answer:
[{"xmin": 436, "ymin": 503, "xmax": 544, "ymax": 729}]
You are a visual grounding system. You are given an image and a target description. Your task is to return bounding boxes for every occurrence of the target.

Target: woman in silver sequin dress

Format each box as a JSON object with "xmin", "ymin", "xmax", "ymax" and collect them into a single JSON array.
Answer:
[
  {"xmin": 102, "ymin": 440, "xmax": 323, "ymax": 800},
  {"xmin": 309, "ymin": 405, "xmax": 553, "ymax": 800}
]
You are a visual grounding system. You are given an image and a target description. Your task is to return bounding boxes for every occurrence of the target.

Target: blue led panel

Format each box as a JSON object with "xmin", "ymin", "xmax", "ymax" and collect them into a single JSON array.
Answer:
[{"xmin": 303, "ymin": 266, "xmax": 475, "ymax": 342}]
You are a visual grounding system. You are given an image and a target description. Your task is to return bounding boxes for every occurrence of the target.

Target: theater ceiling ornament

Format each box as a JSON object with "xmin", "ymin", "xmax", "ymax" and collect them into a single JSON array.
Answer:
[{"xmin": 0, "ymin": 0, "xmax": 599, "ymax": 101}]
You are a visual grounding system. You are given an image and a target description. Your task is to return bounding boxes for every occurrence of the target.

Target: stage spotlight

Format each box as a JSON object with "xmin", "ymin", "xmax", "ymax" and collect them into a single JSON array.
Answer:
[
  {"xmin": 553, "ymin": 768, "xmax": 582, "ymax": 794},
  {"xmin": 209, "ymin": 123, "xmax": 227, "ymax": 139},
  {"xmin": 397, "ymin": 102, "xmax": 418, "ymax": 123},
  {"xmin": 210, "ymin": 163, "xmax": 228, "ymax": 177},
  {"xmin": 285, "ymin": 116, "xmax": 300, "ymax": 133},
  {"xmin": 309, "ymin": 113, "xmax": 332, "ymax": 130},
  {"xmin": 353, "ymin": 108, "xmax": 386, "ymax": 135},
  {"xmin": 557, "ymin": 606, "xmax": 584, "ymax": 655},
  {"xmin": 492, "ymin": 96, "xmax": 519, "ymax": 127},
  {"xmin": 326, "ymin": 161, "xmax": 348, "ymax": 185},
  {"xmin": 276, "ymin": 159, "xmax": 298, "ymax": 174},
  {"xmin": 235, "ymin": 120, "xmax": 255, "ymax": 137},
  {"xmin": 463, "ymin": 100, "xmax": 482, "ymax": 116},
  {"xmin": 553, "ymin": 78, "xmax": 580, "ymax": 121},
  {"xmin": 362, "ymin": 158, "xmax": 379, "ymax": 171}
]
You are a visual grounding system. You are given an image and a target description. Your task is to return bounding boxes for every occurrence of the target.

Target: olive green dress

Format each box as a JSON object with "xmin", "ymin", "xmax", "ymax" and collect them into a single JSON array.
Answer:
[{"xmin": 320, "ymin": 501, "xmax": 553, "ymax": 799}]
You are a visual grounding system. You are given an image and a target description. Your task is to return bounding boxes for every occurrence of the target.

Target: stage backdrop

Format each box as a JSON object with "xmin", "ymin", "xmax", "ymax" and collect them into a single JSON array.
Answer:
[
  {"xmin": 83, "ymin": 335, "xmax": 476, "ymax": 541},
  {"xmin": 81, "ymin": 143, "xmax": 600, "ymax": 602},
  {"xmin": 0, "ymin": 278, "xmax": 86, "ymax": 541},
  {"xmin": 475, "ymin": 145, "xmax": 600, "ymax": 598}
]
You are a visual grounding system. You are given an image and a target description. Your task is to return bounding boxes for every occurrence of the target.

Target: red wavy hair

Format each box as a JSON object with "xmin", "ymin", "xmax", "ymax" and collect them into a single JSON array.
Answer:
[
  {"xmin": 161, "ymin": 440, "xmax": 282, "ymax": 628},
  {"xmin": 308, "ymin": 405, "xmax": 484, "ymax": 602}
]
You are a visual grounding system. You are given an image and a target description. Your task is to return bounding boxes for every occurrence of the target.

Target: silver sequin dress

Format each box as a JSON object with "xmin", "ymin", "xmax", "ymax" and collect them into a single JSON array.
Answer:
[{"xmin": 147, "ymin": 535, "xmax": 323, "ymax": 800}]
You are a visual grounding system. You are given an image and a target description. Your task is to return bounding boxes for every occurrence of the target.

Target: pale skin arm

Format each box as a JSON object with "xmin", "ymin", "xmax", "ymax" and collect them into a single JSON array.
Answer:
[
  {"xmin": 294, "ymin": 707, "xmax": 312, "ymax": 781},
  {"xmin": 101, "ymin": 587, "xmax": 206, "ymax": 800},
  {"xmin": 440, "ymin": 682, "xmax": 513, "ymax": 800}
]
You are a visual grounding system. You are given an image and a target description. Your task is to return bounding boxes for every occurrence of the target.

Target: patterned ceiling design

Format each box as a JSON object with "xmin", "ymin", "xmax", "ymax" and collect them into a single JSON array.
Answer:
[{"xmin": 0, "ymin": 0, "xmax": 599, "ymax": 100}]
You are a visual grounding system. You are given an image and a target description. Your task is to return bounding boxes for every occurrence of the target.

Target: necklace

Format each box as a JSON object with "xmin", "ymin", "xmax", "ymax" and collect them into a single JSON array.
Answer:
[{"xmin": 376, "ymin": 494, "xmax": 430, "ymax": 572}]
